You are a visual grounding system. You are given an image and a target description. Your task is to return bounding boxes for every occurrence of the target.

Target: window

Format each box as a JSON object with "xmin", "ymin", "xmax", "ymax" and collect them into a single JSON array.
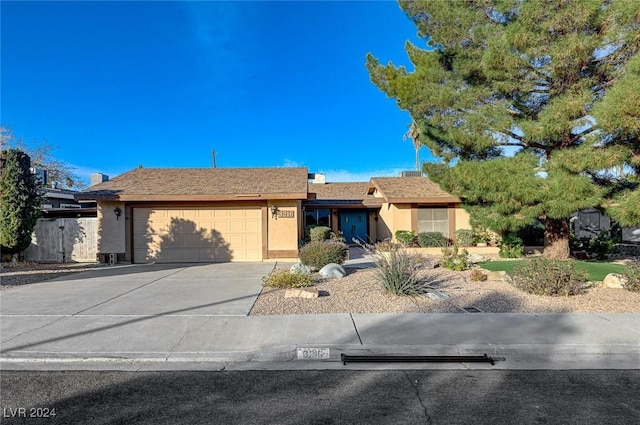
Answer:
[
  {"xmin": 417, "ymin": 208, "xmax": 449, "ymax": 237},
  {"xmin": 305, "ymin": 209, "xmax": 331, "ymax": 227}
]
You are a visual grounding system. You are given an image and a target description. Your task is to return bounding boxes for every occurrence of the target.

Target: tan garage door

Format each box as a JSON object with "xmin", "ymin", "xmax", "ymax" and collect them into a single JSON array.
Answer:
[{"xmin": 133, "ymin": 207, "xmax": 262, "ymax": 263}]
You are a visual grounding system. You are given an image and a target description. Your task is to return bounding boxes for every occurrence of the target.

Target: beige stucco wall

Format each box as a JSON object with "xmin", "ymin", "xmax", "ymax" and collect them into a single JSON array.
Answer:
[
  {"xmin": 376, "ymin": 203, "xmax": 412, "ymax": 242},
  {"xmin": 368, "ymin": 212, "xmax": 378, "ymax": 243},
  {"xmin": 97, "ymin": 201, "xmax": 126, "ymax": 254},
  {"xmin": 377, "ymin": 203, "xmax": 471, "ymax": 243},
  {"xmin": 455, "ymin": 207, "xmax": 471, "ymax": 231},
  {"xmin": 391, "ymin": 204, "xmax": 412, "ymax": 238},
  {"xmin": 267, "ymin": 200, "xmax": 300, "ymax": 253},
  {"xmin": 376, "ymin": 203, "xmax": 393, "ymax": 241}
]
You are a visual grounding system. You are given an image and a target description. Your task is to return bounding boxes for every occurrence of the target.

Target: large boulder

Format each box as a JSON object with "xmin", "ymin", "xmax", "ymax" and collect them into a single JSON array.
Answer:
[
  {"xmin": 467, "ymin": 254, "xmax": 485, "ymax": 263},
  {"xmin": 603, "ymin": 273, "xmax": 627, "ymax": 289},
  {"xmin": 290, "ymin": 263, "xmax": 312, "ymax": 275},
  {"xmin": 319, "ymin": 263, "xmax": 347, "ymax": 279}
]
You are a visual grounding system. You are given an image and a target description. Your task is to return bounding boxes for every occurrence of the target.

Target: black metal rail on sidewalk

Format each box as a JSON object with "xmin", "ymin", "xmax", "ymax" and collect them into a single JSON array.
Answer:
[{"xmin": 341, "ymin": 353, "xmax": 497, "ymax": 365}]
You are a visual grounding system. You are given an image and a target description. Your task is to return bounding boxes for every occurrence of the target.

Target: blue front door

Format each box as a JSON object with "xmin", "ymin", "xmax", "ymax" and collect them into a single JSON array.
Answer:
[{"xmin": 340, "ymin": 211, "xmax": 367, "ymax": 244}]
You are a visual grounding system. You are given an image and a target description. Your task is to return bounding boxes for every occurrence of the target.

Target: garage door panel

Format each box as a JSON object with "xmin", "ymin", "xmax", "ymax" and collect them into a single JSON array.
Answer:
[
  {"xmin": 133, "ymin": 207, "xmax": 262, "ymax": 263},
  {"xmin": 229, "ymin": 221, "xmax": 247, "ymax": 232}
]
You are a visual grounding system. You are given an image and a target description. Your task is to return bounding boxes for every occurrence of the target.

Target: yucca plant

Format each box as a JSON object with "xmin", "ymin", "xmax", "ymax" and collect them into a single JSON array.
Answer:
[{"xmin": 373, "ymin": 246, "xmax": 424, "ymax": 296}]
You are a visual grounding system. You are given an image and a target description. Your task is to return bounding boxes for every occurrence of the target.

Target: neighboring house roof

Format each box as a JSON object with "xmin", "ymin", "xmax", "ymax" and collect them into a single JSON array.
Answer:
[
  {"xmin": 76, "ymin": 167, "xmax": 309, "ymax": 201},
  {"xmin": 307, "ymin": 182, "xmax": 382, "ymax": 207},
  {"xmin": 44, "ymin": 188, "xmax": 80, "ymax": 200},
  {"xmin": 369, "ymin": 177, "xmax": 460, "ymax": 203}
]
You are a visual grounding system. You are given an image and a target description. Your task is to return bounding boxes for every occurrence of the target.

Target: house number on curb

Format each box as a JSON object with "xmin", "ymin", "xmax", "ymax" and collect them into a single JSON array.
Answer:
[
  {"xmin": 297, "ymin": 347, "xmax": 330, "ymax": 360},
  {"xmin": 277, "ymin": 210, "xmax": 295, "ymax": 218}
]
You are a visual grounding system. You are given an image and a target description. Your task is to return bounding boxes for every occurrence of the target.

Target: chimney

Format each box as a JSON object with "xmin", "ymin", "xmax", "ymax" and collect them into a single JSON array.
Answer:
[
  {"xmin": 308, "ymin": 173, "xmax": 326, "ymax": 184},
  {"xmin": 90, "ymin": 173, "xmax": 109, "ymax": 187}
]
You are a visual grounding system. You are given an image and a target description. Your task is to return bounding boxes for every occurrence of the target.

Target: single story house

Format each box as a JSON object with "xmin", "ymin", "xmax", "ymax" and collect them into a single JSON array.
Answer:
[{"xmin": 76, "ymin": 167, "xmax": 472, "ymax": 263}]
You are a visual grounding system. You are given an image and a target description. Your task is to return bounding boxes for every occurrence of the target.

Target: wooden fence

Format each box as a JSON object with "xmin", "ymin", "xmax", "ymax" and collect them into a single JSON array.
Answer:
[{"xmin": 24, "ymin": 217, "xmax": 98, "ymax": 262}]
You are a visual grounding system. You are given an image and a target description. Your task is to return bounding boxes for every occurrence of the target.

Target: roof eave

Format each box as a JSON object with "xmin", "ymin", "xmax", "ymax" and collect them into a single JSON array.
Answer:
[
  {"xmin": 85, "ymin": 192, "xmax": 307, "ymax": 202},
  {"xmin": 386, "ymin": 197, "xmax": 461, "ymax": 204}
]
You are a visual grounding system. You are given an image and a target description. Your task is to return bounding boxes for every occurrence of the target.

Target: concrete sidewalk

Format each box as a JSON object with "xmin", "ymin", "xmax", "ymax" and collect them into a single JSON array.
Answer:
[
  {"xmin": 2, "ymin": 312, "xmax": 639, "ymax": 370},
  {"xmin": 1, "ymin": 259, "xmax": 639, "ymax": 371}
]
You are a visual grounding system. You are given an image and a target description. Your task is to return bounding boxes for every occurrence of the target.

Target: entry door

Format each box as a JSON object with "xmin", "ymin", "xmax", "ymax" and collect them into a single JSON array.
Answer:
[{"xmin": 340, "ymin": 211, "xmax": 367, "ymax": 244}]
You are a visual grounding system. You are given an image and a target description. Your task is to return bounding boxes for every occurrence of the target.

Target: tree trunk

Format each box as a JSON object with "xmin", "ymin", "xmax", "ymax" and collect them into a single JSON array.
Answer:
[{"xmin": 543, "ymin": 218, "xmax": 570, "ymax": 260}]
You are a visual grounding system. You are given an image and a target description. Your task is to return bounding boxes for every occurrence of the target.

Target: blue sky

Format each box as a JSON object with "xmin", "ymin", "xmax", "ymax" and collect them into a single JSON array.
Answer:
[{"xmin": 1, "ymin": 1, "xmax": 434, "ymax": 186}]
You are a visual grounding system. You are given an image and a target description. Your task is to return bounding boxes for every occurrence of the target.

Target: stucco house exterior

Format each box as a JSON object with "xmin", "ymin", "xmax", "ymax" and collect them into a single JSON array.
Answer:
[{"xmin": 76, "ymin": 167, "xmax": 473, "ymax": 263}]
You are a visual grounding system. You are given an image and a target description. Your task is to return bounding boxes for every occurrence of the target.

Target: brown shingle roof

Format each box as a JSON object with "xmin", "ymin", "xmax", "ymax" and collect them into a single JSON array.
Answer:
[
  {"xmin": 308, "ymin": 182, "xmax": 371, "ymax": 200},
  {"xmin": 77, "ymin": 167, "xmax": 309, "ymax": 201},
  {"xmin": 370, "ymin": 177, "xmax": 460, "ymax": 203},
  {"xmin": 307, "ymin": 182, "xmax": 381, "ymax": 208}
]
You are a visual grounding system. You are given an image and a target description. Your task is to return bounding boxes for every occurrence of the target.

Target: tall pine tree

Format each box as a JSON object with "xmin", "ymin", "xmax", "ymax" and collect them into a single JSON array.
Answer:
[
  {"xmin": 366, "ymin": 0, "xmax": 640, "ymax": 259},
  {"xmin": 0, "ymin": 149, "xmax": 43, "ymax": 259}
]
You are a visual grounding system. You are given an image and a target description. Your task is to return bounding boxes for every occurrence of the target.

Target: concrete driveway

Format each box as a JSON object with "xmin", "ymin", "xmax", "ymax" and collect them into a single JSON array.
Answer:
[{"xmin": 0, "ymin": 262, "xmax": 276, "ymax": 317}]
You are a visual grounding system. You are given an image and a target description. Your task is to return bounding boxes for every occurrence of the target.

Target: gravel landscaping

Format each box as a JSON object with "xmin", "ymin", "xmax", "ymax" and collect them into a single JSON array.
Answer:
[
  {"xmin": 250, "ymin": 255, "xmax": 640, "ymax": 315},
  {"xmin": 0, "ymin": 262, "xmax": 106, "ymax": 291},
  {"xmin": 2, "ymin": 257, "xmax": 638, "ymax": 314}
]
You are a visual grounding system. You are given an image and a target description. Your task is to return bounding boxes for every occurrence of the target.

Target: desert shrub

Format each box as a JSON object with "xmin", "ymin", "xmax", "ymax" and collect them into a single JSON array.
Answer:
[
  {"xmin": 571, "ymin": 231, "xmax": 618, "ymax": 260},
  {"xmin": 375, "ymin": 240, "xmax": 401, "ymax": 252},
  {"xmin": 588, "ymin": 231, "xmax": 617, "ymax": 260},
  {"xmin": 395, "ymin": 230, "xmax": 416, "ymax": 246},
  {"xmin": 622, "ymin": 260, "xmax": 640, "ymax": 292},
  {"xmin": 470, "ymin": 268, "xmax": 488, "ymax": 282},
  {"xmin": 454, "ymin": 229, "xmax": 474, "ymax": 247},
  {"xmin": 329, "ymin": 231, "xmax": 346, "ymax": 243},
  {"xmin": 499, "ymin": 234, "xmax": 524, "ymax": 258},
  {"xmin": 473, "ymin": 228, "xmax": 501, "ymax": 246},
  {"xmin": 512, "ymin": 258, "xmax": 588, "ymax": 296},
  {"xmin": 417, "ymin": 232, "xmax": 449, "ymax": 248},
  {"xmin": 262, "ymin": 269, "xmax": 313, "ymax": 288},
  {"xmin": 299, "ymin": 240, "xmax": 348, "ymax": 269},
  {"xmin": 440, "ymin": 246, "xmax": 469, "ymax": 271},
  {"xmin": 309, "ymin": 226, "xmax": 332, "ymax": 242},
  {"xmin": 373, "ymin": 247, "xmax": 424, "ymax": 296}
]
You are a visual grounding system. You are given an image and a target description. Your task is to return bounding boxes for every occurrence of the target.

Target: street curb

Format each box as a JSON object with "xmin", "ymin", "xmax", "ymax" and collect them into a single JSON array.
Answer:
[{"xmin": 2, "ymin": 343, "xmax": 639, "ymax": 370}]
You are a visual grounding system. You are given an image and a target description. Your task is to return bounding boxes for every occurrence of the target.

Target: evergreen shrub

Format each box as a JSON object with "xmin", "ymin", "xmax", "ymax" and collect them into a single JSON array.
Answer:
[
  {"xmin": 499, "ymin": 234, "xmax": 524, "ymax": 258},
  {"xmin": 395, "ymin": 230, "xmax": 416, "ymax": 246},
  {"xmin": 454, "ymin": 229, "xmax": 474, "ymax": 246},
  {"xmin": 309, "ymin": 226, "xmax": 332, "ymax": 242},
  {"xmin": 299, "ymin": 241, "xmax": 348, "ymax": 269},
  {"xmin": 417, "ymin": 232, "xmax": 449, "ymax": 248}
]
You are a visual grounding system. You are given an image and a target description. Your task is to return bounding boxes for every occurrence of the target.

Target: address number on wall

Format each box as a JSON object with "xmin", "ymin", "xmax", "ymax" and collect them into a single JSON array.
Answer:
[{"xmin": 277, "ymin": 210, "xmax": 295, "ymax": 218}]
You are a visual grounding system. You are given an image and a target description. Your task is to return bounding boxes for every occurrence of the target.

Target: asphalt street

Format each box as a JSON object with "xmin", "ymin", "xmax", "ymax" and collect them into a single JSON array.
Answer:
[{"xmin": 2, "ymin": 370, "xmax": 640, "ymax": 424}]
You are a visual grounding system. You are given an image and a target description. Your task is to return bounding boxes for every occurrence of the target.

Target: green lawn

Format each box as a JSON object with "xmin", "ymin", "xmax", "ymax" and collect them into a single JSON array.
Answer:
[{"xmin": 478, "ymin": 259, "xmax": 627, "ymax": 281}]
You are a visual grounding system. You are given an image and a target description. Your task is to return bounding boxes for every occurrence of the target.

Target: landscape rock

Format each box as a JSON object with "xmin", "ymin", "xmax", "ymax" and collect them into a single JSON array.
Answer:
[
  {"xmin": 426, "ymin": 290, "xmax": 451, "ymax": 301},
  {"xmin": 467, "ymin": 254, "xmax": 485, "ymax": 263},
  {"xmin": 603, "ymin": 273, "xmax": 628, "ymax": 289},
  {"xmin": 319, "ymin": 263, "xmax": 347, "ymax": 279},
  {"xmin": 483, "ymin": 270, "xmax": 511, "ymax": 282},
  {"xmin": 290, "ymin": 263, "xmax": 312, "ymax": 275},
  {"xmin": 284, "ymin": 288, "xmax": 319, "ymax": 299}
]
